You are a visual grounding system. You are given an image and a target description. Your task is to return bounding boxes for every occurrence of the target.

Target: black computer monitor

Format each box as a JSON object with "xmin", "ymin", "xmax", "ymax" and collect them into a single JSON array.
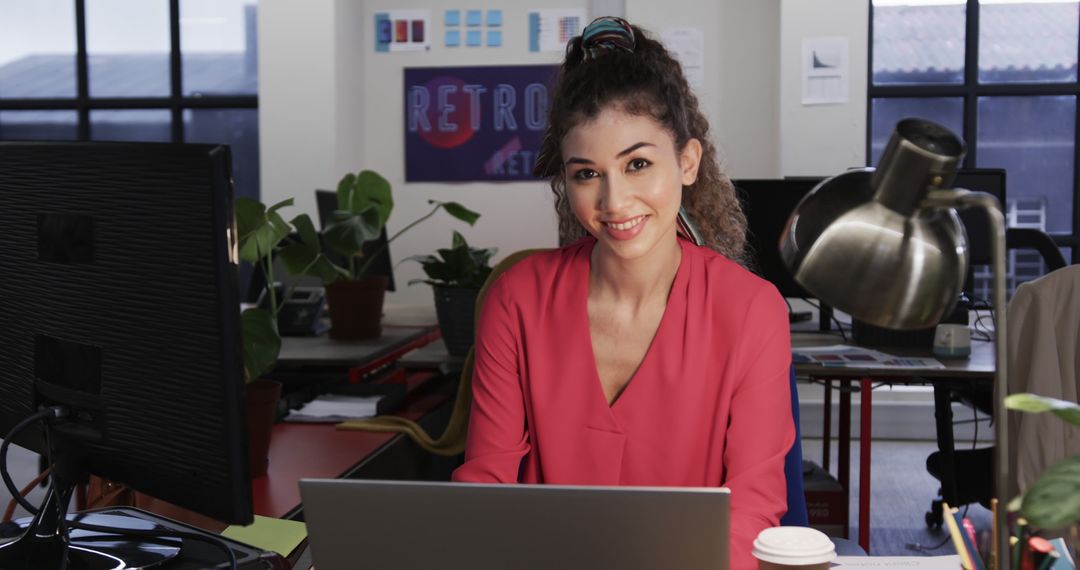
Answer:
[
  {"xmin": 0, "ymin": 142, "xmax": 251, "ymax": 565},
  {"xmin": 315, "ymin": 189, "xmax": 396, "ymax": 291},
  {"xmin": 737, "ymin": 177, "xmax": 824, "ymax": 299}
]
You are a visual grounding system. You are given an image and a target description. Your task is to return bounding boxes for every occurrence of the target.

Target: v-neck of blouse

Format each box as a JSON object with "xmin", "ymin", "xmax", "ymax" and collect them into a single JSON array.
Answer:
[{"xmin": 579, "ymin": 237, "xmax": 691, "ymax": 413}]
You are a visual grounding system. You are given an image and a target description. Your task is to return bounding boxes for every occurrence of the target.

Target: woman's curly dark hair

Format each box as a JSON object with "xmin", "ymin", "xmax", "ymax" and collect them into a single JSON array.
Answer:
[{"xmin": 534, "ymin": 23, "xmax": 747, "ymax": 264}]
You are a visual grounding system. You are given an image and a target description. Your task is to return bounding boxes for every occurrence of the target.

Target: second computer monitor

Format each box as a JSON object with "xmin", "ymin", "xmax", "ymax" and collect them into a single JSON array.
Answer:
[{"xmin": 737, "ymin": 177, "xmax": 823, "ymax": 299}]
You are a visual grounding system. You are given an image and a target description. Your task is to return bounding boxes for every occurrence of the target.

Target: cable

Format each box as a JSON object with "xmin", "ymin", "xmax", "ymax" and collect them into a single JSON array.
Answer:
[
  {"xmin": 2, "ymin": 466, "xmax": 51, "ymax": 523},
  {"xmin": 0, "ymin": 406, "xmax": 66, "ymax": 514},
  {"xmin": 64, "ymin": 520, "xmax": 238, "ymax": 570},
  {"xmin": 799, "ymin": 297, "xmax": 850, "ymax": 342},
  {"xmin": 2, "ymin": 407, "xmax": 237, "ymax": 569}
]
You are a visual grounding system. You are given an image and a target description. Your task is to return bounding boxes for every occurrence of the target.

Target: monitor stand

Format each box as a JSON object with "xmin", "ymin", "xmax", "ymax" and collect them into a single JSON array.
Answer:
[{"xmin": 0, "ymin": 435, "xmax": 180, "ymax": 569}]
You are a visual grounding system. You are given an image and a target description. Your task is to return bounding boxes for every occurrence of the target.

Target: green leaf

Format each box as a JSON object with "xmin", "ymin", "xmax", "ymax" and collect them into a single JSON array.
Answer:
[
  {"xmin": 242, "ymin": 307, "xmax": 281, "ymax": 382},
  {"xmin": 267, "ymin": 198, "xmax": 294, "ymax": 214},
  {"xmin": 290, "ymin": 213, "xmax": 321, "ymax": 251},
  {"xmin": 432, "ymin": 200, "xmax": 480, "ymax": 226},
  {"xmin": 1020, "ymin": 455, "xmax": 1080, "ymax": 529},
  {"xmin": 278, "ymin": 242, "xmax": 349, "ymax": 285},
  {"xmin": 236, "ymin": 198, "xmax": 293, "ymax": 264},
  {"xmin": 323, "ymin": 206, "xmax": 383, "ymax": 257},
  {"xmin": 1005, "ymin": 393, "xmax": 1080, "ymax": 426},
  {"xmin": 452, "ymin": 231, "xmax": 467, "ymax": 249},
  {"xmin": 337, "ymin": 170, "xmax": 393, "ymax": 227}
]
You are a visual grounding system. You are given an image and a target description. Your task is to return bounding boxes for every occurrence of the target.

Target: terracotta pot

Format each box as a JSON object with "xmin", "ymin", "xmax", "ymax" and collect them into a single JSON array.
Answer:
[
  {"xmin": 433, "ymin": 286, "xmax": 480, "ymax": 356},
  {"xmin": 245, "ymin": 378, "xmax": 282, "ymax": 478},
  {"xmin": 325, "ymin": 276, "xmax": 389, "ymax": 340}
]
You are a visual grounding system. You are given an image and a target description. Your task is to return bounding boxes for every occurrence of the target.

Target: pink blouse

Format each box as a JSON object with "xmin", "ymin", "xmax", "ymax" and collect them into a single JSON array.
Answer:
[{"xmin": 453, "ymin": 236, "xmax": 795, "ymax": 569}]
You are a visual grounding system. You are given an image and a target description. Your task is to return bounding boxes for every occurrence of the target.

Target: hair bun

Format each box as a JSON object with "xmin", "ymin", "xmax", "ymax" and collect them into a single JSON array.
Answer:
[{"xmin": 579, "ymin": 16, "xmax": 635, "ymax": 60}]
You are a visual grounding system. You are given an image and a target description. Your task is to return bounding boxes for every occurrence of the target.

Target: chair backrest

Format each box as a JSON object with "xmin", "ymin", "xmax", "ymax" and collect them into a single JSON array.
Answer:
[
  {"xmin": 1006, "ymin": 228, "xmax": 1067, "ymax": 273},
  {"xmin": 780, "ymin": 365, "xmax": 809, "ymax": 526},
  {"xmin": 336, "ymin": 249, "xmax": 551, "ymax": 454}
]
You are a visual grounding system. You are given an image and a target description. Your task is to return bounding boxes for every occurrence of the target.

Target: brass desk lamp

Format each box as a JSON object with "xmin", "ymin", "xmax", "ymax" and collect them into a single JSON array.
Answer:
[{"xmin": 780, "ymin": 118, "xmax": 1009, "ymax": 569}]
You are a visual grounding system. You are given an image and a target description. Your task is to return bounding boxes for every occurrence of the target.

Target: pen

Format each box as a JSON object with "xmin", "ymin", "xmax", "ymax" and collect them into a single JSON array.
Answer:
[
  {"xmin": 1036, "ymin": 551, "xmax": 1059, "ymax": 570},
  {"xmin": 1028, "ymin": 537, "xmax": 1054, "ymax": 570}
]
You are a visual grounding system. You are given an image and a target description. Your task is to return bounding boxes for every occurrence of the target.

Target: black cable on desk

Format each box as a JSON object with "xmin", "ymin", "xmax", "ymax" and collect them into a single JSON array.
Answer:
[
  {"xmin": 1, "ymin": 407, "xmax": 239, "ymax": 570},
  {"xmin": 0, "ymin": 406, "xmax": 65, "ymax": 514}
]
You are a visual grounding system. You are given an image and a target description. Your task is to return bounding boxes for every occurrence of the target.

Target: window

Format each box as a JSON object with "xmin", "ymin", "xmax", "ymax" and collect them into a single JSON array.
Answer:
[
  {"xmin": 869, "ymin": 0, "xmax": 1080, "ymax": 295},
  {"xmin": 0, "ymin": 0, "xmax": 259, "ymax": 200}
]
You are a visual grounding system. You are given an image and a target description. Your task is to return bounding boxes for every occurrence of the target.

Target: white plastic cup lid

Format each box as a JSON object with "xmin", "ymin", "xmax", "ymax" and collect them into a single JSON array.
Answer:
[{"xmin": 752, "ymin": 527, "xmax": 837, "ymax": 566}]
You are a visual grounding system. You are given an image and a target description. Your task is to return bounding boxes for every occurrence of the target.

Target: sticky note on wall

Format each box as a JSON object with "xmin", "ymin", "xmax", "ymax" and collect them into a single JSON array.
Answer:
[
  {"xmin": 486, "ymin": 10, "xmax": 502, "ymax": 27},
  {"xmin": 446, "ymin": 30, "xmax": 461, "ymax": 47},
  {"xmin": 445, "ymin": 10, "xmax": 460, "ymax": 26},
  {"xmin": 466, "ymin": 10, "xmax": 482, "ymax": 26},
  {"xmin": 466, "ymin": 30, "xmax": 482, "ymax": 46}
]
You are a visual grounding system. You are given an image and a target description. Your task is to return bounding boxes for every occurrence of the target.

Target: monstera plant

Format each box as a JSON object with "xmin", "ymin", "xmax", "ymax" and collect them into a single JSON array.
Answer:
[
  {"xmin": 235, "ymin": 196, "xmax": 342, "ymax": 476},
  {"xmin": 314, "ymin": 169, "xmax": 480, "ymax": 340}
]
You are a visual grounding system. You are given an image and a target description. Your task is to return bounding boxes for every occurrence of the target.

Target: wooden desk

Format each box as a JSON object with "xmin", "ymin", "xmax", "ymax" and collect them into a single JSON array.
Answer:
[
  {"xmin": 792, "ymin": 332, "xmax": 995, "ymax": 553},
  {"xmin": 253, "ymin": 371, "xmax": 457, "ymax": 521}
]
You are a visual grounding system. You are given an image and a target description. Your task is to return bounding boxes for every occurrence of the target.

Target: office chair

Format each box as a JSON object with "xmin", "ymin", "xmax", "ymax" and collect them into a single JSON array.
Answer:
[
  {"xmin": 924, "ymin": 227, "xmax": 1068, "ymax": 527},
  {"xmin": 782, "ymin": 366, "xmax": 810, "ymax": 526}
]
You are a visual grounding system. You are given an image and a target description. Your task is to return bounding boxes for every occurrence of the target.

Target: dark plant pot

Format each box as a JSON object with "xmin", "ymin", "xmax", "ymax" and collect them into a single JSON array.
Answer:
[
  {"xmin": 245, "ymin": 378, "xmax": 282, "ymax": 478},
  {"xmin": 433, "ymin": 286, "xmax": 480, "ymax": 357},
  {"xmin": 325, "ymin": 276, "xmax": 389, "ymax": 340}
]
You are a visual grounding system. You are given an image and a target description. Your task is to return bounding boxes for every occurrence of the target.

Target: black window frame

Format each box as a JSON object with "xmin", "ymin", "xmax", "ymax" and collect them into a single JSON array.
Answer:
[
  {"xmin": 867, "ymin": 0, "xmax": 1080, "ymax": 261},
  {"xmin": 0, "ymin": 0, "xmax": 258, "ymax": 144}
]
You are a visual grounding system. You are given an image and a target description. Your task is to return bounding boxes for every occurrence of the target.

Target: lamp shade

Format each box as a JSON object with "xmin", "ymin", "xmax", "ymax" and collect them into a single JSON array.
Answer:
[{"xmin": 779, "ymin": 119, "xmax": 970, "ymax": 330}]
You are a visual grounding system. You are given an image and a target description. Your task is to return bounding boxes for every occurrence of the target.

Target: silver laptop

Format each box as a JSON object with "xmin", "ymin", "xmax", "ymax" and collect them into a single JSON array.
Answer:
[{"xmin": 299, "ymin": 479, "xmax": 730, "ymax": 570}]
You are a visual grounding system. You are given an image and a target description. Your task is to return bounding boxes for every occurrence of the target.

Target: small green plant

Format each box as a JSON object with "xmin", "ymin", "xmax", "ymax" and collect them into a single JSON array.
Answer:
[
  {"xmin": 235, "ymin": 197, "xmax": 343, "ymax": 381},
  {"xmin": 1005, "ymin": 393, "xmax": 1080, "ymax": 529},
  {"xmin": 319, "ymin": 170, "xmax": 480, "ymax": 282},
  {"xmin": 405, "ymin": 231, "xmax": 497, "ymax": 289}
]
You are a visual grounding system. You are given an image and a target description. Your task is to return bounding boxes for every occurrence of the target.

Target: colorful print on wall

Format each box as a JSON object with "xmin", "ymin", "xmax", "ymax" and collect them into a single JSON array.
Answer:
[
  {"xmin": 375, "ymin": 10, "xmax": 431, "ymax": 52},
  {"xmin": 405, "ymin": 65, "xmax": 559, "ymax": 182}
]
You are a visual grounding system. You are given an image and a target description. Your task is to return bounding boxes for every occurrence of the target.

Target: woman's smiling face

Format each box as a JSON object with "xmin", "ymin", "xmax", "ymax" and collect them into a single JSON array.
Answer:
[{"xmin": 561, "ymin": 105, "xmax": 701, "ymax": 261}]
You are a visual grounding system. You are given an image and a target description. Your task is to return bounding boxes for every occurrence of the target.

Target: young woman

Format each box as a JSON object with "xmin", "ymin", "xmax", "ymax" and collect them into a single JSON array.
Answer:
[{"xmin": 452, "ymin": 17, "xmax": 794, "ymax": 568}]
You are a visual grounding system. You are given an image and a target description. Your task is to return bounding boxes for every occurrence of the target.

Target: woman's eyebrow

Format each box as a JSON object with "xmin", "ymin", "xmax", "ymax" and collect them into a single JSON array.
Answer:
[
  {"xmin": 565, "ymin": 142, "xmax": 655, "ymax": 166},
  {"xmin": 616, "ymin": 142, "xmax": 654, "ymax": 157}
]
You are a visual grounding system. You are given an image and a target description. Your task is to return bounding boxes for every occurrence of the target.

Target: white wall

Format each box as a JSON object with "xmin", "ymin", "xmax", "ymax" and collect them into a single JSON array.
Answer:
[
  {"xmin": 259, "ymin": 0, "xmax": 788, "ymax": 304},
  {"xmin": 779, "ymin": 0, "xmax": 868, "ymax": 176}
]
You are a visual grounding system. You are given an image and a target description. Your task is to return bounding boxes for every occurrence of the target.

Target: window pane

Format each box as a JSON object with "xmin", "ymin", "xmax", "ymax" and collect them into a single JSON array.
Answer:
[
  {"xmin": 977, "ymin": 96, "xmax": 1075, "ymax": 234},
  {"xmin": 979, "ymin": 0, "xmax": 1079, "ymax": 84},
  {"xmin": 90, "ymin": 109, "xmax": 171, "ymax": 141},
  {"xmin": 870, "ymin": 97, "xmax": 964, "ymax": 166},
  {"xmin": 181, "ymin": 0, "xmax": 258, "ymax": 96},
  {"xmin": 0, "ymin": 0, "xmax": 77, "ymax": 98},
  {"xmin": 86, "ymin": 0, "xmax": 170, "ymax": 98},
  {"xmin": 184, "ymin": 108, "xmax": 259, "ymax": 200},
  {"xmin": 0, "ymin": 110, "xmax": 78, "ymax": 140},
  {"xmin": 872, "ymin": 1, "xmax": 966, "ymax": 85}
]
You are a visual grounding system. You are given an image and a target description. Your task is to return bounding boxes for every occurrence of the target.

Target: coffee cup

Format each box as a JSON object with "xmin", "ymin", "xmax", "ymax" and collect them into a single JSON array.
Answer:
[
  {"xmin": 752, "ymin": 526, "xmax": 836, "ymax": 570},
  {"xmin": 933, "ymin": 323, "xmax": 971, "ymax": 358}
]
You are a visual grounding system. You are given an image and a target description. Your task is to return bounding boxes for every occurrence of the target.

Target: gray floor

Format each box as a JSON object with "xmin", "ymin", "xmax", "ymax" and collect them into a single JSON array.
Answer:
[
  {"xmin": 1, "ymin": 439, "xmax": 985, "ymax": 556},
  {"xmin": 802, "ymin": 437, "xmax": 992, "ymax": 556}
]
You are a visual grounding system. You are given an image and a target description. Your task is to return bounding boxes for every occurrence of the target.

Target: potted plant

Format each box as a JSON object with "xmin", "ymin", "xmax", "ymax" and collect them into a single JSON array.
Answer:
[
  {"xmin": 235, "ymin": 196, "xmax": 341, "ymax": 476},
  {"xmin": 316, "ymin": 169, "xmax": 480, "ymax": 340},
  {"xmin": 1005, "ymin": 393, "xmax": 1080, "ymax": 536},
  {"xmin": 405, "ymin": 231, "xmax": 497, "ymax": 356}
]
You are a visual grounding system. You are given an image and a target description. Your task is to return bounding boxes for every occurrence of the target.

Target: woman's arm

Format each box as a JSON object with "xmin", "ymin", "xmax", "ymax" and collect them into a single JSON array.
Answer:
[
  {"xmin": 451, "ymin": 276, "xmax": 530, "ymax": 483},
  {"xmin": 724, "ymin": 286, "xmax": 795, "ymax": 569}
]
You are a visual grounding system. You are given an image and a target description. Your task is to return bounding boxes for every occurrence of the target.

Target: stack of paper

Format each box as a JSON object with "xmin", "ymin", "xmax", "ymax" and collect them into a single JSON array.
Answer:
[
  {"xmin": 284, "ymin": 394, "xmax": 382, "ymax": 423},
  {"xmin": 793, "ymin": 344, "xmax": 945, "ymax": 369}
]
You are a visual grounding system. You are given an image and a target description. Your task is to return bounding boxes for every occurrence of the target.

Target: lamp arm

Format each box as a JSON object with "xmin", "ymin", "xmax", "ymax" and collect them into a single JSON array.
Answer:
[{"xmin": 925, "ymin": 188, "xmax": 1010, "ymax": 570}]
